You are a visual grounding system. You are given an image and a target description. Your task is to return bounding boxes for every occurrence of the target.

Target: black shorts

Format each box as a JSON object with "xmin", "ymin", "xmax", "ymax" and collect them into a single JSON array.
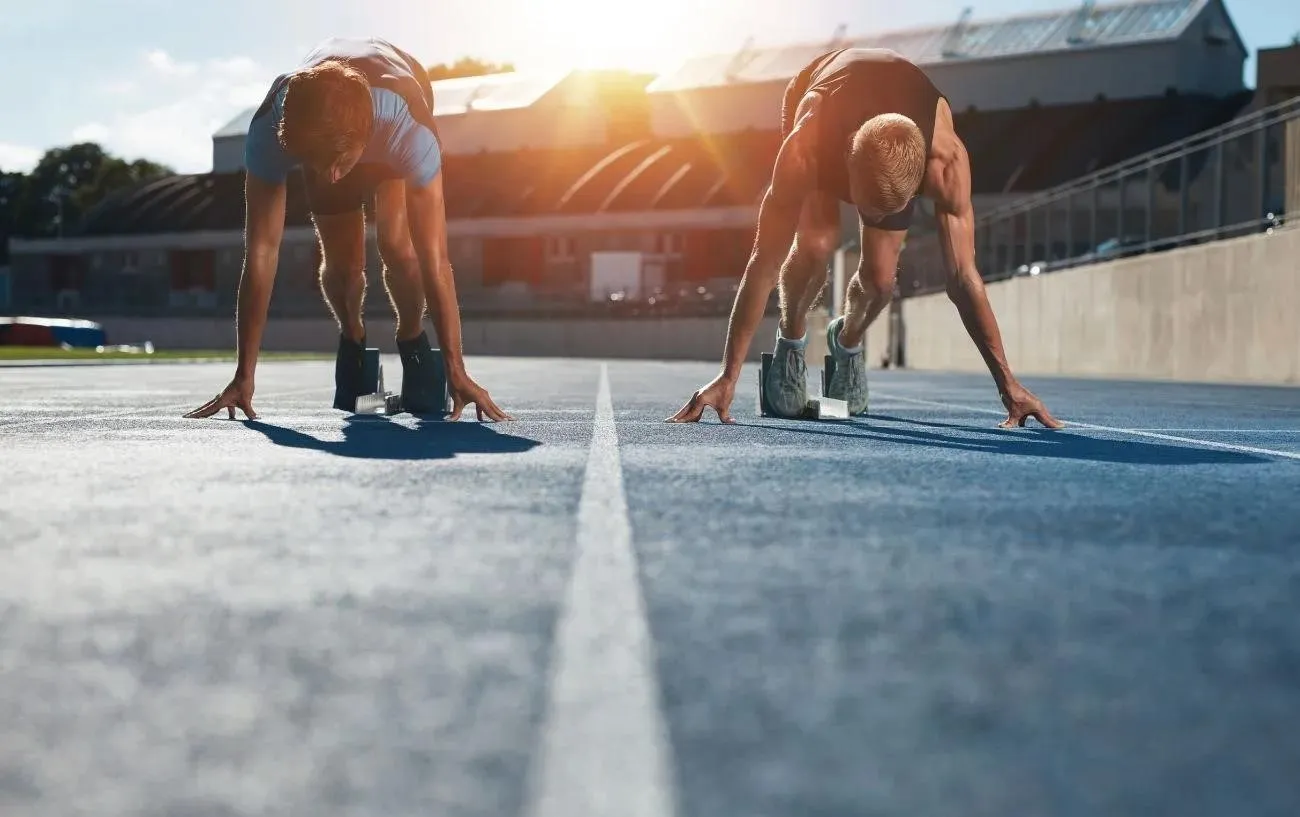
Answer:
[
  {"xmin": 303, "ymin": 162, "xmax": 403, "ymax": 216},
  {"xmin": 304, "ymin": 56, "xmax": 437, "ymax": 218},
  {"xmin": 780, "ymin": 56, "xmax": 917, "ymax": 233}
]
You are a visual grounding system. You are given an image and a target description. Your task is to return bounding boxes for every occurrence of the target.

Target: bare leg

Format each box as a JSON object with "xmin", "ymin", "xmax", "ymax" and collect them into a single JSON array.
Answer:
[
  {"xmin": 373, "ymin": 180, "xmax": 427, "ymax": 342},
  {"xmin": 777, "ymin": 240, "xmax": 831, "ymax": 339},
  {"xmin": 777, "ymin": 192, "xmax": 841, "ymax": 339},
  {"xmin": 837, "ymin": 227, "xmax": 906, "ymax": 349},
  {"xmin": 315, "ymin": 210, "xmax": 367, "ymax": 342}
]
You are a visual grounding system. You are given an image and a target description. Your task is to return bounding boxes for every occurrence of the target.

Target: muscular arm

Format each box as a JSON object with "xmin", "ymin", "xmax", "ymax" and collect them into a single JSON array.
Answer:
[
  {"xmin": 234, "ymin": 174, "xmax": 287, "ymax": 379},
  {"xmin": 720, "ymin": 102, "xmax": 817, "ymax": 381},
  {"xmin": 405, "ymin": 174, "xmax": 468, "ymax": 382},
  {"xmin": 929, "ymin": 135, "xmax": 1016, "ymax": 394}
]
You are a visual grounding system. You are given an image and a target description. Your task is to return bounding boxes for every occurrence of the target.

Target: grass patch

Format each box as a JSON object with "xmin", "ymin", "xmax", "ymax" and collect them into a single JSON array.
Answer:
[{"xmin": 0, "ymin": 346, "xmax": 331, "ymax": 362}]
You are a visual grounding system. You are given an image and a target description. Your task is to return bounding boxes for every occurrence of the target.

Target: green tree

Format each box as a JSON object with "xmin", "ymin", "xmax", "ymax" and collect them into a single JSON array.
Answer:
[
  {"xmin": 426, "ymin": 57, "xmax": 515, "ymax": 81},
  {"xmin": 10, "ymin": 143, "xmax": 172, "ymax": 239},
  {"xmin": 73, "ymin": 157, "xmax": 172, "ymax": 215}
]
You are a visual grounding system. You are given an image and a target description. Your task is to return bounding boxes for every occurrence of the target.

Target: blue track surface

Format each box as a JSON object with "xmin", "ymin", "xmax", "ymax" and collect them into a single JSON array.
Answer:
[{"xmin": 1, "ymin": 357, "xmax": 1298, "ymax": 816}]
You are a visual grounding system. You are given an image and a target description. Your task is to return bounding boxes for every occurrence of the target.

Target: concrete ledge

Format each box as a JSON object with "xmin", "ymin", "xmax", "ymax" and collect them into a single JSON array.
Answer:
[
  {"xmin": 90, "ymin": 314, "xmax": 784, "ymax": 362},
  {"xmin": 900, "ymin": 225, "xmax": 1300, "ymax": 386}
]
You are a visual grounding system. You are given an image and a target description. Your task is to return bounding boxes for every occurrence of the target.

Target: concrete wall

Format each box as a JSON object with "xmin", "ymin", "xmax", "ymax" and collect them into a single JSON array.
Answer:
[
  {"xmin": 1256, "ymin": 43, "xmax": 1300, "ymax": 108},
  {"xmin": 88, "ymin": 313, "xmax": 783, "ymax": 363},
  {"xmin": 899, "ymin": 224, "xmax": 1300, "ymax": 385}
]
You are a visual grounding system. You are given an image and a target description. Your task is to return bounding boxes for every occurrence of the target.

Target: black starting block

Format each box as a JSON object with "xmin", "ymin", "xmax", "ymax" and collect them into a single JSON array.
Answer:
[
  {"xmin": 346, "ymin": 347, "xmax": 451, "ymax": 417},
  {"xmin": 402, "ymin": 345, "xmax": 452, "ymax": 419},
  {"xmin": 757, "ymin": 352, "xmax": 849, "ymax": 420}
]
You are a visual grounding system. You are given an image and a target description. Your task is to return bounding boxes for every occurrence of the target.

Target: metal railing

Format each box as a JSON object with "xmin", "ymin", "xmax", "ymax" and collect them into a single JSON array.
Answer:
[{"xmin": 967, "ymin": 94, "xmax": 1299, "ymax": 287}]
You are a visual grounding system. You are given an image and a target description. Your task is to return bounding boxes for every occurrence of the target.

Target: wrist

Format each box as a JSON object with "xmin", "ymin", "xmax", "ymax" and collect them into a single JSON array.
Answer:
[{"xmin": 445, "ymin": 358, "xmax": 469, "ymax": 386}]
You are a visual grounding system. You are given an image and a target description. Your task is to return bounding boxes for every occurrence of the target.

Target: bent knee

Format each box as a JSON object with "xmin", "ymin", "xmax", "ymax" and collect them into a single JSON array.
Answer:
[
  {"xmin": 378, "ymin": 240, "xmax": 419, "ymax": 274},
  {"xmin": 796, "ymin": 226, "xmax": 840, "ymax": 260},
  {"xmin": 854, "ymin": 268, "xmax": 897, "ymax": 299},
  {"xmin": 320, "ymin": 259, "xmax": 365, "ymax": 285}
]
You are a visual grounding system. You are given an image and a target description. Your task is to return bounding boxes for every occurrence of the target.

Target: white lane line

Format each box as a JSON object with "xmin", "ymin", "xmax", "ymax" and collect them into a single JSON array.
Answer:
[
  {"xmin": 1126, "ymin": 429, "xmax": 1300, "ymax": 433},
  {"xmin": 525, "ymin": 363, "xmax": 677, "ymax": 817},
  {"xmin": 0, "ymin": 386, "xmax": 331, "ymax": 432},
  {"xmin": 876, "ymin": 392, "xmax": 1300, "ymax": 462}
]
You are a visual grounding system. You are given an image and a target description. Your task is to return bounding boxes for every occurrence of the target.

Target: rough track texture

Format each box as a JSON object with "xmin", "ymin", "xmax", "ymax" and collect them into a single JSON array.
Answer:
[{"xmin": 2, "ymin": 358, "xmax": 1298, "ymax": 817}]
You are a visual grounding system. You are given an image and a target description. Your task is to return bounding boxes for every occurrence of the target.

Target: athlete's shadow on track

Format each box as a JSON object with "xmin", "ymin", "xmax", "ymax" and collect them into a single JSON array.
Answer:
[
  {"xmin": 242, "ymin": 415, "xmax": 541, "ymax": 460},
  {"xmin": 746, "ymin": 413, "xmax": 1271, "ymax": 465}
]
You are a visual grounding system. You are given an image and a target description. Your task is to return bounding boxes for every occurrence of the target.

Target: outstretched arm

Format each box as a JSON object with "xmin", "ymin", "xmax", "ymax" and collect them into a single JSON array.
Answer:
[
  {"xmin": 406, "ymin": 174, "xmax": 511, "ymax": 421},
  {"xmin": 720, "ymin": 168, "xmax": 806, "ymax": 381},
  {"xmin": 234, "ymin": 174, "xmax": 288, "ymax": 380},
  {"xmin": 404, "ymin": 176, "xmax": 463, "ymax": 373},
  {"xmin": 184, "ymin": 173, "xmax": 286, "ymax": 420},
  {"xmin": 667, "ymin": 100, "xmax": 818, "ymax": 423},
  {"xmin": 930, "ymin": 135, "xmax": 1062, "ymax": 428}
]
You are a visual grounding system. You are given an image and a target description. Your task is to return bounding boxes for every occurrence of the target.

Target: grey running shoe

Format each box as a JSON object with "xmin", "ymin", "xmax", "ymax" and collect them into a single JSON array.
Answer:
[
  {"xmin": 763, "ymin": 334, "xmax": 809, "ymax": 417},
  {"xmin": 825, "ymin": 315, "xmax": 869, "ymax": 415}
]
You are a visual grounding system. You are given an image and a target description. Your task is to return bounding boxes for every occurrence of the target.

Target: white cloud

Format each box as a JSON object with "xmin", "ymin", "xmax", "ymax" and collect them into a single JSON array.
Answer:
[
  {"xmin": 0, "ymin": 142, "xmax": 40, "ymax": 173},
  {"xmin": 68, "ymin": 49, "xmax": 271, "ymax": 174},
  {"xmin": 145, "ymin": 49, "xmax": 198, "ymax": 78},
  {"xmin": 71, "ymin": 123, "xmax": 112, "ymax": 143}
]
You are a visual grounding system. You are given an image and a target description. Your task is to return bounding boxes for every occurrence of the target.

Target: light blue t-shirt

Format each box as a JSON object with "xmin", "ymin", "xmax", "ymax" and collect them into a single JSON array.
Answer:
[{"xmin": 244, "ymin": 82, "xmax": 443, "ymax": 189}]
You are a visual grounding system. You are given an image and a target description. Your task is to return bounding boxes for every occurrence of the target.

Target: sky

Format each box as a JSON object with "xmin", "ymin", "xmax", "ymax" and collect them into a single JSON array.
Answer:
[{"xmin": 0, "ymin": 0, "xmax": 1294, "ymax": 175}]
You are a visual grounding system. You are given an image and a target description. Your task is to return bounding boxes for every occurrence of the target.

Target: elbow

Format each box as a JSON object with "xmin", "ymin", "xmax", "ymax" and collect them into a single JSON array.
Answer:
[
  {"xmin": 742, "ymin": 248, "xmax": 780, "ymax": 286},
  {"xmin": 944, "ymin": 265, "xmax": 982, "ymax": 303}
]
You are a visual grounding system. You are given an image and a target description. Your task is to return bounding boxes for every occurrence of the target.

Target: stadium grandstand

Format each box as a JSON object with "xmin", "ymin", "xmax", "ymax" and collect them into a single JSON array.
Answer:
[{"xmin": 6, "ymin": 0, "xmax": 1261, "ymax": 323}]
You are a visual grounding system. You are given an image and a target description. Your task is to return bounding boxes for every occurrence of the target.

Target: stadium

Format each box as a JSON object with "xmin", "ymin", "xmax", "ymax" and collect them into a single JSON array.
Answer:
[
  {"xmin": 4, "ymin": 1, "xmax": 1300, "ymax": 814},
  {"xmin": 8, "ymin": 0, "xmax": 1296, "ymax": 368}
]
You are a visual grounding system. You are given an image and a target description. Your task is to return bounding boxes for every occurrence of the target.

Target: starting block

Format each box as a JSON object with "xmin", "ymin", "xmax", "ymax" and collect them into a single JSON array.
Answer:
[
  {"xmin": 353, "ymin": 348, "xmax": 403, "ymax": 415},
  {"xmin": 758, "ymin": 353, "xmax": 851, "ymax": 420},
  {"xmin": 345, "ymin": 346, "xmax": 451, "ymax": 417}
]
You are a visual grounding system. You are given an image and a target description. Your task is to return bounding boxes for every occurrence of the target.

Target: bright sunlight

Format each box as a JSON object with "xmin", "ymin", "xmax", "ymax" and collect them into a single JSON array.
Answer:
[{"xmin": 509, "ymin": 0, "xmax": 700, "ymax": 72}]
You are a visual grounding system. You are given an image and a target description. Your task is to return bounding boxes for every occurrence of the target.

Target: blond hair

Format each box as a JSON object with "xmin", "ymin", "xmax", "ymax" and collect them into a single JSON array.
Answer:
[{"xmin": 848, "ymin": 113, "xmax": 927, "ymax": 215}]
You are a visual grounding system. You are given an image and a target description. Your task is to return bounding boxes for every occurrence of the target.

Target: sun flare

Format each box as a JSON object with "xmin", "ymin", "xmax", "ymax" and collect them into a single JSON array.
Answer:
[{"xmin": 516, "ymin": 0, "xmax": 693, "ymax": 72}]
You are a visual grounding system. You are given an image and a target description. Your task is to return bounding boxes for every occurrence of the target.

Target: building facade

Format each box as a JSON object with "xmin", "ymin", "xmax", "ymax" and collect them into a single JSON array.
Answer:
[{"xmin": 6, "ymin": 0, "xmax": 1254, "ymax": 319}]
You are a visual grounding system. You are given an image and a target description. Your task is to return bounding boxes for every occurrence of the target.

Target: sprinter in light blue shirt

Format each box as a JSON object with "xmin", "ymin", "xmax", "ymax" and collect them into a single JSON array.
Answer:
[{"xmin": 186, "ymin": 37, "xmax": 510, "ymax": 422}]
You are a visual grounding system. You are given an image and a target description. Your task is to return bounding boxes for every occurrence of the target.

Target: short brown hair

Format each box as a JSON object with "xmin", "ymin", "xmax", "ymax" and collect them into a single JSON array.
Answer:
[
  {"xmin": 278, "ymin": 60, "xmax": 374, "ymax": 168},
  {"xmin": 848, "ymin": 113, "xmax": 927, "ymax": 215}
]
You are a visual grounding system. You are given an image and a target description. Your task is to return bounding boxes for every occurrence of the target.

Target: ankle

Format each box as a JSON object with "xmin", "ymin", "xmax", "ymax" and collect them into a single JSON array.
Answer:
[
  {"xmin": 835, "ymin": 325, "xmax": 864, "ymax": 354},
  {"xmin": 779, "ymin": 316, "xmax": 807, "ymax": 341},
  {"xmin": 397, "ymin": 330, "xmax": 431, "ymax": 357},
  {"xmin": 395, "ymin": 325, "xmax": 425, "ymax": 345},
  {"xmin": 338, "ymin": 332, "xmax": 366, "ymax": 353}
]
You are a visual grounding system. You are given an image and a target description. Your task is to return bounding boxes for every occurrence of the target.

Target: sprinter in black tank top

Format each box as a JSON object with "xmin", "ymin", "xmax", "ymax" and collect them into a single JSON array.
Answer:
[{"xmin": 670, "ymin": 48, "xmax": 1062, "ymax": 430}]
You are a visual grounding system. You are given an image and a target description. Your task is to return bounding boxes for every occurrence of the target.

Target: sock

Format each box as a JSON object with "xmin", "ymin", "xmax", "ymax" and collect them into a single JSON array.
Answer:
[
  {"xmin": 832, "ymin": 320, "xmax": 862, "ymax": 355},
  {"xmin": 777, "ymin": 329, "xmax": 807, "ymax": 348},
  {"xmin": 338, "ymin": 333, "xmax": 366, "ymax": 355},
  {"xmin": 397, "ymin": 330, "xmax": 431, "ymax": 358}
]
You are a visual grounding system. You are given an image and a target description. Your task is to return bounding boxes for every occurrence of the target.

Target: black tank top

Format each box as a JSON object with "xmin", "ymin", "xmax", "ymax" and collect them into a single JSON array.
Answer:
[{"xmin": 803, "ymin": 48, "xmax": 945, "ymax": 203}]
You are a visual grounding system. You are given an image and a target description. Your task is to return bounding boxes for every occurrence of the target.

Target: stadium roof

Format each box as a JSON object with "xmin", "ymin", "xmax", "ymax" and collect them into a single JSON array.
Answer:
[
  {"xmin": 430, "ymin": 69, "xmax": 570, "ymax": 114},
  {"xmin": 647, "ymin": 0, "xmax": 1222, "ymax": 93},
  {"xmin": 91, "ymin": 89, "xmax": 1250, "ymax": 239},
  {"xmin": 212, "ymin": 70, "xmax": 570, "ymax": 140},
  {"xmin": 213, "ymin": 108, "xmax": 256, "ymax": 140}
]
